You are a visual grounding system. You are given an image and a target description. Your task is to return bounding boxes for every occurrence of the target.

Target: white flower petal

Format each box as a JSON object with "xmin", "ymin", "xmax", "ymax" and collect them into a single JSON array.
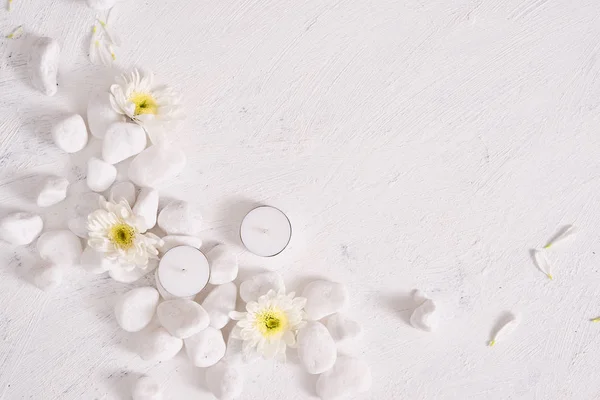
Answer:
[
  {"xmin": 262, "ymin": 340, "xmax": 280, "ymax": 359},
  {"xmin": 88, "ymin": 23, "xmax": 118, "ymax": 66},
  {"xmin": 246, "ymin": 302, "xmax": 259, "ymax": 314},
  {"xmin": 6, "ymin": 25, "xmax": 24, "ymax": 39},
  {"xmin": 489, "ymin": 314, "xmax": 519, "ymax": 346},
  {"xmin": 98, "ymin": 19, "xmax": 121, "ymax": 46},
  {"xmin": 230, "ymin": 311, "xmax": 247, "ymax": 320},
  {"xmin": 533, "ymin": 249, "xmax": 553, "ymax": 280},
  {"xmin": 282, "ymin": 330, "xmax": 296, "ymax": 346},
  {"xmin": 544, "ymin": 225, "xmax": 577, "ymax": 249}
]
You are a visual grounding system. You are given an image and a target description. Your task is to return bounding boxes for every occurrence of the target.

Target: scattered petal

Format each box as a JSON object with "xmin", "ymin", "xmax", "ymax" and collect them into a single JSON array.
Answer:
[
  {"xmin": 88, "ymin": 17, "xmax": 120, "ymax": 66},
  {"xmin": 533, "ymin": 249, "xmax": 553, "ymax": 280},
  {"xmin": 98, "ymin": 19, "xmax": 121, "ymax": 46},
  {"xmin": 6, "ymin": 25, "xmax": 23, "ymax": 39},
  {"xmin": 543, "ymin": 225, "xmax": 577, "ymax": 249},
  {"xmin": 489, "ymin": 314, "xmax": 519, "ymax": 346}
]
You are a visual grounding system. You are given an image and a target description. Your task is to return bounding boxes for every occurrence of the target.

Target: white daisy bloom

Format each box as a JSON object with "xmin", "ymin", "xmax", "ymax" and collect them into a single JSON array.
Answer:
[
  {"xmin": 230, "ymin": 289, "xmax": 307, "ymax": 362},
  {"xmin": 89, "ymin": 19, "xmax": 120, "ymax": 66},
  {"xmin": 87, "ymin": 197, "xmax": 163, "ymax": 271},
  {"xmin": 109, "ymin": 68, "xmax": 183, "ymax": 144}
]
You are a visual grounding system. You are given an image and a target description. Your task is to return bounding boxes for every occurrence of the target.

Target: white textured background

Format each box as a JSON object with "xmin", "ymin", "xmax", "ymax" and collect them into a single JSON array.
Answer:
[{"xmin": 2, "ymin": 0, "xmax": 600, "ymax": 399}]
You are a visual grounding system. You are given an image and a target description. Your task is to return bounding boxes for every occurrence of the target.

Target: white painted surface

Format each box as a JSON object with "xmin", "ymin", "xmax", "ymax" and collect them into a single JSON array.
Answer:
[{"xmin": 1, "ymin": 1, "xmax": 600, "ymax": 399}]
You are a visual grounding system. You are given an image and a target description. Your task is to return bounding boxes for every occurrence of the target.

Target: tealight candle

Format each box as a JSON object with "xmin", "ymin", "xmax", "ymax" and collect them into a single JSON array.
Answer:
[
  {"xmin": 157, "ymin": 246, "xmax": 210, "ymax": 298},
  {"xmin": 240, "ymin": 206, "xmax": 291, "ymax": 257}
]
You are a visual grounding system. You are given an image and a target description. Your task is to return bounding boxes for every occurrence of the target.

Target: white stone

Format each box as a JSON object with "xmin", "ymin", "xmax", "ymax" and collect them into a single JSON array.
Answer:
[
  {"xmin": 67, "ymin": 192, "xmax": 103, "ymax": 238},
  {"xmin": 51, "ymin": 114, "xmax": 88, "ymax": 153},
  {"xmin": 132, "ymin": 376, "xmax": 162, "ymax": 400},
  {"xmin": 128, "ymin": 145, "xmax": 186, "ymax": 188},
  {"xmin": 132, "ymin": 188, "xmax": 158, "ymax": 232},
  {"xmin": 207, "ymin": 245, "xmax": 238, "ymax": 285},
  {"xmin": 410, "ymin": 298, "xmax": 438, "ymax": 332},
  {"xmin": 37, "ymin": 177, "xmax": 69, "ymax": 207},
  {"xmin": 33, "ymin": 264, "xmax": 63, "ymax": 291},
  {"xmin": 0, "ymin": 212, "xmax": 43, "ymax": 245},
  {"xmin": 37, "ymin": 230, "xmax": 82, "ymax": 265},
  {"xmin": 157, "ymin": 200, "xmax": 202, "ymax": 236},
  {"xmin": 223, "ymin": 335, "xmax": 244, "ymax": 366},
  {"xmin": 160, "ymin": 235, "xmax": 203, "ymax": 254},
  {"xmin": 29, "ymin": 37, "xmax": 60, "ymax": 96},
  {"xmin": 302, "ymin": 280, "xmax": 349, "ymax": 321},
  {"xmin": 138, "ymin": 327, "xmax": 183, "ymax": 362},
  {"xmin": 184, "ymin": 327, "xmax": 226, "ymax": 367},
  {"xmin": 109, "ymin": 181, "xmax": 136, "ymax": 205},
  {"xmin": 79, "ymin": 246, "xmax": 118, "ymax": 274},
  {"xmin": 157, "ymin": 299, "xmax": 210, "ymax": 339},
  {"xmin": 326, "ymin": 313, "xmax": 363, "ymax": 347},
  {"xmin": 87, "ymin": 157, "xmax": 117, "ymax": 192},
  {"xmin": 114, "ymin": 287, "xmax": 159, "ymax": 332},
  {"xmin": 297, "ymin": 321, "xmax": 337, "ymax": 374},
  {"xmin": 223, "ymin": 333, "xmax": 260, "ymax": 366},
  {"xmin": 109, "ymin": 259, "xmax": 157, "ymax": 283},
  {"xmin": 201, "ymin": 282, "xmax": 237, "ymax": 329},
  {"xmin": 87, "ymin": 90, "xmax": 125, "ymax": 139},
  {"xmin": 316, "ymin": 356, "xmax": 372, "ymax": 400},
  {"xmin": 205, "ymin": 361, "xmax": 244, "ymax": 400},
  {"xmin": 239, "ymin": 272, "xmax": 284, "ymax": 303},
  {"xmin": 102, "ymin": 122, "xmax": 147, "ymax": 164}
]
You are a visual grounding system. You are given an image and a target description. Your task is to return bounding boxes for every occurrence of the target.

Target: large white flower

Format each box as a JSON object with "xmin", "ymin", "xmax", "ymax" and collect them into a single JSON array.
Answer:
[
  {"xmin": 230, "ymin": 289, "xmax": 307, "ymax": 362},
  {"xmin": 87, "ymin": 198, "xmax": 162, "ymax": 270},
  {"xmin": 109, "ymin": 68, "xmax": 183, "ymax": 144}
]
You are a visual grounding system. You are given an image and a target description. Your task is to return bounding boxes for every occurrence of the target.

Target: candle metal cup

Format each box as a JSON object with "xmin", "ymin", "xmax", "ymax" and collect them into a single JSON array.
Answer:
[
  {"xmin": 239, "ymin": 206, "xmax": 292, "ymax": 257},
  {"xmin": 157, "ymin": 246, "xmax": 210, "ymax": 298}
]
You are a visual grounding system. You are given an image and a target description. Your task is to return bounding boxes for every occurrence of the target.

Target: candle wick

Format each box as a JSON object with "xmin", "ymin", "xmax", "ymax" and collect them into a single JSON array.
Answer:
[{"xmin": 256, "ymin": 227, "xmax": 268, "ymax": 234}]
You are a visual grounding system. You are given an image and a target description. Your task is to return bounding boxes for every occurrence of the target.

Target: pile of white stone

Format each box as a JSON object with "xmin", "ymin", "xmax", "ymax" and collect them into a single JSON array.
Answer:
[
  {"xmin": 114, "ymin": 246, "xmax": 241, "ymax": 400},
  {"xmin": 0, "ymin": 70, "xmax": 192, "ymax": 285},
  {"xmin": 296, "ymin": 279, "xmax": 371, "ymax": 400},
  {"xmin": 2, "ymin": 62, "xmax": 373, "ymax": 398},
  {"xmin": 115, "ymin": 269, "xmax": 371, "ymax": 400}
]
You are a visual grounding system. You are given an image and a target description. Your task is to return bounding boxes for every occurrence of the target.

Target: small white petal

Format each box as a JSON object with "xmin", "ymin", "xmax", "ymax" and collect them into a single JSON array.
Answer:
[
  {"xmin": 544, "ymin": 225, "xmax": 577, "ymax": 249},
  {"xmin": 282, "ymin": 330, "xmax": 296, "ymax": 346},
  {"xmin": 533, "ymin": 249, "xmax": 553, "ymax": 280},
  {"xmin": 230, "ymin": 311, "xmax": 247, "ymax": 321},
  {"xmin": 98, "ymin": 20, "xmax": 121, "ymax": 46},
  {"xmin": 489, "ymin": 314, "xmax": 519, "ymax": 346}
]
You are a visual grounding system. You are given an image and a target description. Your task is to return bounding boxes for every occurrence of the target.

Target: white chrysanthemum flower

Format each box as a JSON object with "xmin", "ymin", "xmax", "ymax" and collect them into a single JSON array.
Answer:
[
  {"xmin": 230, "ymin": 289, "xmax": 307, "ymax": 362},
  {"xmin": 87, "ymin": 197, "xmax": 162, "ymax": 271},
  {"xmin": 109, "ymin": 68, "xmax": 183, "ymax": 144}
]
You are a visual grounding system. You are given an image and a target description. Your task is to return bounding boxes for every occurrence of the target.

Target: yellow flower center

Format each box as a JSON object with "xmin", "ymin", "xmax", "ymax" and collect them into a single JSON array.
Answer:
[
  {"xmin": 255, "ymin": 308, "xmax": 288, "ymax": 338},
  {"xmin": 109, "ymin": 223, "xmax": 136, "ymax": 250},
  {"xmin": 129, "ymin": 92, "xmax": 158, "ymax": 116}
]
